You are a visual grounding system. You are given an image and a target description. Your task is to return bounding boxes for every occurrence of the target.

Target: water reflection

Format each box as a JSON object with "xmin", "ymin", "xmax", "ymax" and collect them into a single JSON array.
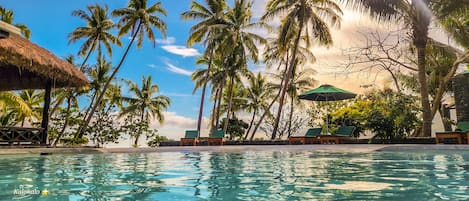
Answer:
[{"xmin": 0, "ymin": 151, "xmax": 469, "ymax": 200}]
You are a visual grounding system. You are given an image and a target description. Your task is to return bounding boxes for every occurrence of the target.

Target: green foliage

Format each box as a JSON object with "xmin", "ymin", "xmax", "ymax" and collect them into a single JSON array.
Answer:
[
  {"xmin": 328, "ymin": 89, "xmax": 420, "ymax": 140},
  {"xmin": 147, "ymin": 135, "xmax": 169, "ymax": 147},
  {"xmin": 85, "ymin": 107, "xmax": 122, "ymax": 147},
  {"xmin": 219, "ymin": 117, "xmax": 249, "ymax": 140},
  {"xmin": 60, "ymin": 137, "xmax": 89, "ymax": 146}
]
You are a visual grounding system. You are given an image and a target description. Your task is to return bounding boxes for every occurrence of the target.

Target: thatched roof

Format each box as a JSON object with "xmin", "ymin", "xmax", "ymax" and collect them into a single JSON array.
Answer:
[{"xmin": 0, "ymin": 33, "xmax": 89, "ymax": 91}]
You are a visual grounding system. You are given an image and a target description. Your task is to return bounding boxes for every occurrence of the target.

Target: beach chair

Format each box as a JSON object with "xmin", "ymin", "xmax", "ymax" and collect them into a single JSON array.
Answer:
[
  {"xmin": 435, "ymin": 121, "xmax": 469, "ymax": 144},
  {"xmin": 319, "ymin": 126, "xmax": 356, "ymax": 144},
  {"xmin": 288, "ymin": 128, "xmax": 322, "ymax": 145},
  {"xmin": 208, "ymin": 130, "xmax": 225, "ymax": 145},
  {"xmin": 180, "ymin": 130, "xmax": 199, "ymax": 146}
]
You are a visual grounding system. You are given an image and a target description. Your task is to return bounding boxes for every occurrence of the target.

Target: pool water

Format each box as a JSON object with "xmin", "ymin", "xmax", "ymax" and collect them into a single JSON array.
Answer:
[{"xmin": 0, "ymin": 150, "xmax": 468, "ymax": 200}]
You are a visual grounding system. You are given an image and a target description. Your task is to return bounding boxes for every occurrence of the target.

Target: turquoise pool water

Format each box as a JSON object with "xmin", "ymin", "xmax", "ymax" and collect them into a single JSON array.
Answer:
[{"xmin": 0, "ymin": 150, "xmax": 468, "ymax": 200}]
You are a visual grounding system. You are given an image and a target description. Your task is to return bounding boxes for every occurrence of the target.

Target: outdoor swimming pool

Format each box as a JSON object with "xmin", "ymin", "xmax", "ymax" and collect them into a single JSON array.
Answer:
[{"xmin": 0, "ymin": 150, "xmax": 468, "ymax": 200}]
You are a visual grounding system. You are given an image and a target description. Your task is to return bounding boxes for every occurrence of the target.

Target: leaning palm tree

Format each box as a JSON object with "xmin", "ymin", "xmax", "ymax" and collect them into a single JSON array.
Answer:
[
  {"xmin": 120, "ymin": 76, "xmax": 170, "ymax": 147},
  {"xmin": 339, "ymin": 0, "xmax": 466, "ymax": 136},
  {"xmin": 68, "ymin": 4, "xmax": 121, "ymax": 68},
  {"xmin": 79, "ymin": 0, "xmax": 167, "ymax": 137},
  {"xmin": 182, "ymin": 0, "xmax": 228, "ymax": 135},
  {"xmin": 0, "ymin": 6, "xmax": 31, "ymax": 38},
  {"xmin": 262, "ymin": 0, "xmax": 342, "ymax": 139}
]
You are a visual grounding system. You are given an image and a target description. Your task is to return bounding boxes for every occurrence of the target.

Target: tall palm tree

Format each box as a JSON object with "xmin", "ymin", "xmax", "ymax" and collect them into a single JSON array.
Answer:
[
  {"xmin": 217, "ymin": 0, "xmax": 266, "ymax": 132},
  {"xmin": 244, "ymin": 73, "xmax": 274, "ymax": 140},
  {"xmin": 79, "ymin": 0, "xmax": 167, "ymax": 137},
  {"xmin": 182, "ymin": 0, "xmax": 228, "ymax": 135},
  {"xmin": 191, "ymin": 55, "xmax": 226, "ymax": 128},
  {"xmin": 262, "ymin": 0, "xmax": 342, "ymax": 139},
  {"xmin": 339, "ymin": 0, "xmax": 460, "ymax": 136},
  {"xmin": 0, "ymin": 6, "xmax": 31, "ymax": 38},
  {"xmin": 121, "ymin": 76, "xmax": 170, "ymax": 147},
  {"xmin": 68, "ymin": 4, "xmax": 121, "ymax": 68}
]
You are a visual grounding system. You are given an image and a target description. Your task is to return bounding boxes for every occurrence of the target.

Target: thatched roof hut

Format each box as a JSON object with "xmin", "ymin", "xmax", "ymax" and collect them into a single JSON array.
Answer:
[
  {"xmin": 0, "ymin": 33, "xmax": 88, "ymax": 90},
  {"xmin": 0, "ymin": 20, "xmax": 89, "ymax": 145}
]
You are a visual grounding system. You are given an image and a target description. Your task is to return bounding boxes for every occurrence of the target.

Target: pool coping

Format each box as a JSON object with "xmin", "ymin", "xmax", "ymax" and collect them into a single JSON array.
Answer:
[{"xmin": 1, "ymin": 144, "xmax": 469, "ymax": 155}]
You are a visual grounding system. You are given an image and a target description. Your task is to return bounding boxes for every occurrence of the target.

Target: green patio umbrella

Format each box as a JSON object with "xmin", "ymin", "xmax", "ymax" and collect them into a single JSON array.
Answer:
[{"xmin": 299, "ymin": 84, "xmax": 357, "ymax": 134}]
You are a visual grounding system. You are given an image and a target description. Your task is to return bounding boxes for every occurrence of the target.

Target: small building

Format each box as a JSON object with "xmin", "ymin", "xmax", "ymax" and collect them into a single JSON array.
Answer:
[{"xmin": 0, "ymin": 20, "xmax": 89, "ymax": 145}]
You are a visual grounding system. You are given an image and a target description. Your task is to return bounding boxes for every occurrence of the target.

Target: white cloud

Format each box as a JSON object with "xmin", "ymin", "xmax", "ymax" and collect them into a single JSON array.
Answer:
[
  {"xmin": 155, "ymin": 36, "xmax": 176, "ymax": 45},
  {"xmin": 147, "ymin": 64, "xmax": 157, "ymax": 68},
  {"xmin": 166, "ymin": 63, "xmax": 193, "ymax": 76},
  {"xmin": 161, "ymin": 45, "xmax": 201, "ymax": 57},
  {"xmin": 150, "ymin": 112, "xmax": 211, "ymax": 140}
]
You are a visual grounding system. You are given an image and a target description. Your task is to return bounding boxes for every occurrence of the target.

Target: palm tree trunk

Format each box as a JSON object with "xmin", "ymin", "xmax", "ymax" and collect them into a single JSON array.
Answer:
[
  {"xmin": 215, "ymin": 77, "xmax": 225, "ymax": 128},
  {"xmin": 272, "ymin": 19, "xmax": 303, "ymax": 139},
  {"xmin": 211, "ymin": 87, "xmax": 220, "ymax": 129},
  {"xmin": 416, "ymin": 46, "xmax": 432, "ymax": 137},
  {"xmin": 244, "ymin": 109, "xmax": 256, "ymax": 140},
  {"xmin": 288, "ymin": 95, "xmax": 294, "ymax": 138},
  {"xmin": 223, "ymin": 76, "xmax": 235, "ymax": 132},
  {"xmin": 77, "ymin": 22, "xmax": 142, "ymax": 138},
  {"xmin": 196, "ymin": 49, "xmax": 214, "ymax": 136},
  {"xmin": 134, "ymin": 107, "xmax": 145, "ymax": 148},
  {"xmin": 53, "ymin": 95, "xmax": 72, "ymax": 147}
]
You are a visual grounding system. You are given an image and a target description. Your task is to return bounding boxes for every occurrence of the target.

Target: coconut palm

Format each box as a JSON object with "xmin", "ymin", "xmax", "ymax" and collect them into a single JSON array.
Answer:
[
  {"xmin": 0, "ymin": 92, "xmax": 31, "ymax": 126},
  {"xmin": 182, "ymin": 0, "xmax": 228, "ymax": 135},
  {"xmin": 191, "ymin": 55, "xmax": 227, "ymax": 128},
  {"xmin": 16, "ymin": 90, "xmax": 43, "ymax": 127},
  {"xmin": 120, "ymin": 76, "xmax": 170, "ymax": 147},
  {"xmin": 262, "ymin": 0, "xmax": 342, "ymax": 139},
  {"xmin": 244, "ymin": 73, "xmax": 274, "ymax": 140},
  {"xmin": 216, "ymin": 0, "xmax": 266, "ymax": 132},
  {"xmin": 0, "ymin": 6, "xmax": 31, "ymax": 38},
  {"xmin": 80, "ymin": 0, "xmax": 167, "ymax": 137},
  {"xmin": 339, "ymin": 0, "xmax": 465, "ymax": 136},
  {"xmin": 68, "ymin": 4, "xmax": 121, "ymax": 68}
]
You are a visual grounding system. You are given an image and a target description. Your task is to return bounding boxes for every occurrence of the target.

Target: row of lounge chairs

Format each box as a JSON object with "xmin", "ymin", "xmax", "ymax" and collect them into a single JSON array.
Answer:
[
  {"xmin": 180, "ymin": 130, "xmax": 225, "ymax": 146},
  {"xmin": 288, "ymin": 126, "xmax": 356, "ymax": 144},
  {"xmin": 179, "ymin": 126, "xmax": 356, "ymax": 146}
]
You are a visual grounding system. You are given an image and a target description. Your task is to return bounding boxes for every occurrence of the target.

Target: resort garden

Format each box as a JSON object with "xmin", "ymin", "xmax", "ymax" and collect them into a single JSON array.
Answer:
[{"xmin": 0, "ymin": 0, "xmax": 468, "ymax": 147}]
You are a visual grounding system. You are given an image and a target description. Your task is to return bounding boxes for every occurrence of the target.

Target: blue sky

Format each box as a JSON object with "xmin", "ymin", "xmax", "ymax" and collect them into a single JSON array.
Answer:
[{"xmin": 3, "ymin": 0, "xmax": 210, "ymax": 119}]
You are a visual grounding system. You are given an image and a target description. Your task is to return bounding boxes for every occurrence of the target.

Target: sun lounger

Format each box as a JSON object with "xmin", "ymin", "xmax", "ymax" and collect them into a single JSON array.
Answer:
[
  {"xmin": 319, "ymin": 126, "xmax": 356, "ymax": 144},
  {"xmin": 208, "ymin": 130, "xmax": 225, "ymax": 145},
  {"xmin": 180, "ymin": 130, "xmax": 199, "ymax": 146},
  {"xmin": 288, "ymin": 128, "xmax": 322, "ymax": 145},
  {"xmin": 435, "ymin": 122, "xmax": 469, "ymax": 144}
]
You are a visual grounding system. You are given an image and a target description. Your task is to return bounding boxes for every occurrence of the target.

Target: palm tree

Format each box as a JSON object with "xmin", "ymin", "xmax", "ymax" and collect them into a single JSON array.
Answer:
[
  {"xmin": 68, "ymin": 4, "xmax": 121, "ymax": 68},
  {"xmin": 339, "ymin": 0, "xmax": 457, "ymax": 137},
  {"xmin": 121, "ymin": 76, "xmax": 170, "ymax": 147},
  {"xmin": 244, "ymin": 73, "xmax": 274, "ymax": 140},
  {"xmin": 182, "ymin": 0, "xmax": 228, "ymax": 135},
  {"xmin": 191, "ymin": 55, "xmax": 226, "ymax": 128},
  {"xmin": 0, "ymin": 92, "xmax": 31, "ymax": 126},
  {"xmin": 80, "ymin": 0, "xmax": 167, "ymax": 137},
  {"xmin": 217, "ymin": 0, "xmax": 266, "ymax": 132},
  {"xmin": 0, "ymin": 6, "xmax": 31, "ymax": 38},
  {"xmin": 17, "ymin": 90, "xmax": 43, "ymax": 127},
  {"xmin": 262, "ymin": 0, "xmax": 342, "ymax": 139}
]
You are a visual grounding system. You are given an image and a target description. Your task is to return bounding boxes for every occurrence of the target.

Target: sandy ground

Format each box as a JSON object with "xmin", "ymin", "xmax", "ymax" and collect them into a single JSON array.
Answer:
[{"xmin": 1, "ymin": 144, "xmax": 469, "ymax": 155}]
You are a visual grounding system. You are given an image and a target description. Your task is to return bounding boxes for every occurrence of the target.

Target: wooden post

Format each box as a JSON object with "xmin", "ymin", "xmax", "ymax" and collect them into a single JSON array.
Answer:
[{"xmin": 41, "ymin": 80, "xmax": 52, "ymax": 145}]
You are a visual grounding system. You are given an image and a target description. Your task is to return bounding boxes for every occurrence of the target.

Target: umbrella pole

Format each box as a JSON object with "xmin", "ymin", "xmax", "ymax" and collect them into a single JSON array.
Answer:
[{"xmin": 326, "ymin": 98, "xmax": 329, "ymax": 134}]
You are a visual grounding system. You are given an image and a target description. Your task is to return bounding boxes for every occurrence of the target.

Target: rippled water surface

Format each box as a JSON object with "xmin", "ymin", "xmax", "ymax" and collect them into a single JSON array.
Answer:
[{"xmin": 1, "ymin": 150, "xmax": 469, "ymax": 200}]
